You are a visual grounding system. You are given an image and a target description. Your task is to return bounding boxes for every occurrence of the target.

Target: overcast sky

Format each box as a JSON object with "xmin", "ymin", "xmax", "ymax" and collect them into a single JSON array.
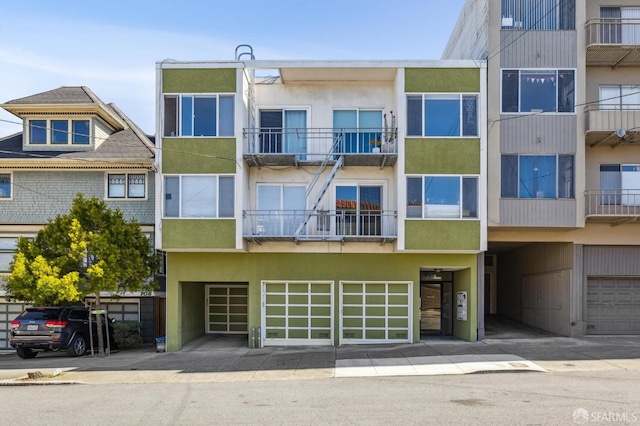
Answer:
[{"xmin": 0, "ymin": 0, "xmax": 466, "ymax": 136}]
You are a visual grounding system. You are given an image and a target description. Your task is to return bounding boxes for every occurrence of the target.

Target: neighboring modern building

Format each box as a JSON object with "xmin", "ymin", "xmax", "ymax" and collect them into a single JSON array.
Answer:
[
  {"xmin": 0, "ymin": 87, "xmax": 165, "ymax": 347},
  {"xmin": 156, "ymin": 53, "xmax": 487, "ymax": 351},
  {"xmin": 444, "ymin": 0, "xmax": 640, "ymax": 336}
]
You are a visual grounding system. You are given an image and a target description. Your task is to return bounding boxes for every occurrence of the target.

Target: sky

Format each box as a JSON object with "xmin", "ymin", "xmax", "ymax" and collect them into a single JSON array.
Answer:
[{"xmin": 0, "ymin": 0, "xmax": 466, "ymax": 136}]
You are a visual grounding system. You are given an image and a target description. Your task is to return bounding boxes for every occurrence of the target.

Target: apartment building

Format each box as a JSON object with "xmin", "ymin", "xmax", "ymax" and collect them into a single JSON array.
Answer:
[
  {"xmin": 0, "ymin": 87, "xmax": 164, "ymax": 346},
  {"xmin": 155, "ymin": 54, "xmax": 487, "ymax": 350},
  {"xmin": 444, "ymin": 0, "xmax": 640, "ymax": 336}
]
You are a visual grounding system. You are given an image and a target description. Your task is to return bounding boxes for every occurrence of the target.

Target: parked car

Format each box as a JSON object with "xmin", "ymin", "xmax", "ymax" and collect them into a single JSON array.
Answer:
[{"xmin": 9, "ymin": 306, "xmax": 116, "ymax": 359}]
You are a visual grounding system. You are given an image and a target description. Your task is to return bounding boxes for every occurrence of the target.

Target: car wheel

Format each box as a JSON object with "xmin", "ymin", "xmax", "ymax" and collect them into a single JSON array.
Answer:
[
  {"xmin": 67, "ymin": 335, "xmax": 87, "ymax": 357},
  {"xmin": 16, "ymin": 348, "xmax": 37, "ymax": 359}
]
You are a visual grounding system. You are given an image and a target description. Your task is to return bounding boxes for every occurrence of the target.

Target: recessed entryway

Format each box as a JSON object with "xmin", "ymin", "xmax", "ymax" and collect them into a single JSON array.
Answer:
[{"xmin": 420, "ymin": 270, "xmax": 453, "ymax": 338}]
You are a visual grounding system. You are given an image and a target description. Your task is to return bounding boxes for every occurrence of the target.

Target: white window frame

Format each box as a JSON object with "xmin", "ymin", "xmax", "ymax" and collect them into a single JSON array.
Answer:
[
  {"xmin": 105, "ymin": 172, "xmax": 148, "ymax": 200},
  {"xmin": 406, "ymin": 175, "xmax": 480, "ymax": 220},
  {"xmin": 26, "ymin": 118, "xmax": 92, "ymax": 146},
  {"xmin": 162, "ymin": 174, "xmax": 235, "ymax": 219},
  {"xmin": 0, "ymin": 237, "xmax": 18, "ymax": 274},
  {"xmin": 163, "ymin": 93, "xmax": 235, "ymax": 137},
  {"xmin": 406, "ymin": 93, "xmax": 480, "ymax": 138},
  {"xmin": 0, "ymin": 171, "xmax": 12, "ymax": 200}
]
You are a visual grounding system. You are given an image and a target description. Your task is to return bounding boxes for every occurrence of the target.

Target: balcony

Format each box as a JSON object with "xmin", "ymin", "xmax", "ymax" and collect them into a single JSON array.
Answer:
[
  {"xmin": 585, "ymin": 189, "xmax": 640, "ymax": 224},
  {"xmin": 585, "ymin": 104, "xmax": 640, "ymax": 147},
  {"xmin": 242, "ymin": 210, "xmax": 397, "ymax": 244},
  {"xmin": 243, "ymin": 128, "xmax": 397, "ymax": 168},
  {"xmin": 585, "ymin": 18, "xmax": 640, "ymax": 67}
]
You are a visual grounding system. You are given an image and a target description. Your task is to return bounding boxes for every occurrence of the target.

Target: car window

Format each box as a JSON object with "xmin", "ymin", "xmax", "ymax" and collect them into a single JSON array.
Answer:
[
  {"xmin": 68, "ymin": 310, "xmax": 88, "ymax": 320},
  {"xmin": 19, "ymin": 309, "xmax": 61, "ymax": 321}
]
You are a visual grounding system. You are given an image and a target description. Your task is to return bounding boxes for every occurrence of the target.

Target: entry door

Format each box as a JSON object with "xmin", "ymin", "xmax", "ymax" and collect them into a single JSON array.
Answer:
[
  {"xmin": 420, "ymin": 282, "xmax": 453, "ymax": 335},
  {"xmin": 335, "ymin": 185, "xmax": 382, "ymax": 236}
]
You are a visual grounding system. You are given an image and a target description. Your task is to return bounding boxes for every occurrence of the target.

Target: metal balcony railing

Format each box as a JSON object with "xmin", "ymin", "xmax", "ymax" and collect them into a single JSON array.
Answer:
[
  {"xmin": 242, "ymin": 209, "xmax": 397, "ymax": 242},
  {"xmin": 584, "ymin": 104, "xmax": 640, "ymax": 146},
  {"xmin": 585, "ymin": 189, "xmax": 640, "ymax": 217},
  {"xmin": 586, "ymin": 18, "xmax": 640, "ymax": 45},
  {"xmin": 243, "ymin": 128, "xmax": 397, "ymax": 164}
]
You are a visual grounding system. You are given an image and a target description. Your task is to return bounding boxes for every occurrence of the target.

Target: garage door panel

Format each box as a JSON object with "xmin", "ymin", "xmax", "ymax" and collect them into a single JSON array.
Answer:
[
  {"xmin": 587, "ymin": 277, "xmax": 640, "ymax": 335},
  {"xmin": 262, "ymin": 281, "xmax": 333, "ymax": 346},
  {"xmin": 340, "ymin": 281, "xmax": 412, "ymax": 344},
  {"xmin": 206, "ymin": 284, "xmax": 248, "ymax": 334}
]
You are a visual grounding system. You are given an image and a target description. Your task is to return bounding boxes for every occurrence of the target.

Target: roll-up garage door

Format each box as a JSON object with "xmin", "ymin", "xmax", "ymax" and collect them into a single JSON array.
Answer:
[
  {"xmin": 587, "ymin": 277, "xmax": 640, "ymax": 335},
  {"xmin": 262, "ymin": 281, "xmax": 333, "ymax": 346},
  {"xmin": 340, "ymin": 281, "xmax": 412, "ymax": 344}
]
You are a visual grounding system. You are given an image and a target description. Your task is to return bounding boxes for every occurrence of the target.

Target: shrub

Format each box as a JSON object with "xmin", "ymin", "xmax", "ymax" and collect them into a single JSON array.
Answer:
[{"xmin": 113, "ymin": 321, "xmax": 143, "ymax": 350}]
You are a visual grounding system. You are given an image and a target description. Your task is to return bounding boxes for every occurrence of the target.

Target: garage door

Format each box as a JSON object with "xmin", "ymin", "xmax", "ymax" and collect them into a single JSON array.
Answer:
[
  {"xmin": 340, "ymin": 281, "xmax": 412, "ymax": 344},
  {"xmin": 587, "ymin": 277, "xmax": 640, "ymax": 335},
  {"xmin": 0, "ymin": 300, "xmax": 28, "ymax": 350},
  {"xmin": 262, "ymin": 281, "xmax": 333, "ymax": 346},
  {"xmin": 206, "ymin": 285, "xmax": 248, "ymax": 334}
]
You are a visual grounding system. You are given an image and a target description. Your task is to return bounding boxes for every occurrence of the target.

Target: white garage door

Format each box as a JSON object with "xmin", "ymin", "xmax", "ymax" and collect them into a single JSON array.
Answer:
[
  {"xmin": 206, "ymin": 285, "xmax": 248, "ymax": 334},
  {"xmin": 0, "ymin": 300, "xmax": 28, "ymax": 350},
  {"xmin": 262, "ymin": 281, "xmax": 333, "ymax": 346},
  {"xmin": 340, "ymin": 281, "xmax": 412, "ymax": 344},
  {"xmin": 587, "ymin": 277, "xmax": 640, "ymax": 335}
]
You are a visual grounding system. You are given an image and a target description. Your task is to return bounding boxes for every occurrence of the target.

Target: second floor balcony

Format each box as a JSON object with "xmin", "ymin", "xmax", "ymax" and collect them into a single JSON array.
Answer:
[
  {"xmin": 243, "ymin": 128, "xmax": 397, "ymax": 168},
  {"xmin": 585, "ymin": 189, "xmax": 640, "ymax": 224},
  {"xmin": 585, "ymin": 18, "xmax": 640, "ymax": 67},
  {"xmin": 585, "ymin": 103, "xmax": 640, "ymax": 147},
  {"xmin": 242, "ymin": 209, "xmax": 397, "ymax": 244}
]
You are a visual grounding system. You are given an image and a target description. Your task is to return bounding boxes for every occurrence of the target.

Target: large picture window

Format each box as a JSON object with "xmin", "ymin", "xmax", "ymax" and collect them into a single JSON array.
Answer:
[
  {"xmin": 407, "ymin": 94, "xmax": 478, "ymax": 137},
  {"xmin": 164, "ymin": 175, "xmax": 234, "ymax": 218},
  {"xmin": 163, "ymin": 94, "xmax": 234, "ymax": 137},
  {"xmin": 502, "ymin": 69, "xmax": 575, "ymax": 113},
  {"xmin": 501, "ymin": 154, "xmax": 574, "ymax": 199},
  {"xmin": 406, "ymin": 176, "xmax": 478, "ymax": 219}
]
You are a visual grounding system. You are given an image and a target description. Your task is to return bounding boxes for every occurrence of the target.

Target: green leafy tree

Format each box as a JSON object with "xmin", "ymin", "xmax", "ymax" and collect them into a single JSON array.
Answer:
[{"xmin": 6, "ymin": 194, "xmax": 159, "ymax": 355}]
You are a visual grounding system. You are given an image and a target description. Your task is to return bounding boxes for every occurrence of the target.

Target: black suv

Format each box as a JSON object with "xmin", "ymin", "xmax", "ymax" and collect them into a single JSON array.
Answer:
[{"xmin": 9, "ymin": 306, "xmax": 116, "ymax": 359}]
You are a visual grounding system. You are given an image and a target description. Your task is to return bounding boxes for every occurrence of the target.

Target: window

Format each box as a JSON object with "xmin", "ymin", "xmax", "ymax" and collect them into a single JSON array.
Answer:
[
  {"xmin": 599, "ymin": 85, "xmax": 640, "ymax": 110},
  {"xmin": 406, "ymin": 176, "xmax": 478, "ymax": 219},
  {"xmin": 163, "ymin": 94, "xmax": 234, "ymax": 137},
  {"xmin": 600, "ymin": 7, "xmax": 640, "ymax": 44},
  {"xmin": 600, "ymin": 164, "xmax": 640, "ymax": 206},
  {"xmin": 259, "ymin": 110, "xmax": 308, "ymax": 154},
  {"xmin": 257, "ymin": 184, "xmax": 305, "ymax": 235},
  {"xmin": 406, "ymin": 94, "xmax": 478, "ymax": 137},
  {"xmin": 164, "ymin": 175, "xmax": 234, "ymax": 218},
  {"xmin": 502, "ymin": 69, "xmax": 575, "ymax": 113},
  {"xmin": 333, "ymin": 109, "xmax": 382, "ymax": 153},
  {"xmin": 27, "ymin": 119, "xmax": 91, "ymax": 145},
  {"xmin": 107, "ymin": 173, "xmax": 146, "ymax": 199},
  {"xmin": 0, "ymin": 237, "xmax": 17, "ymax": 273},
  {"xmin": 0, "ymin": 173, "xmax": 11, "ymax": 199},
  {"xmin": 501, "ymin": 154, "xmax": 574, "ymax": 199},
  {"xmin": 501, "ymin": 0, "xmax": 575, "ymax": 30}
]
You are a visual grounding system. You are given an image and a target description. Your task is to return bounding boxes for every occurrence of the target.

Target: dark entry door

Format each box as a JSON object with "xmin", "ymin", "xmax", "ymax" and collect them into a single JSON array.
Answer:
[{"xmin": 420, "ymin": 281, "xmax": 453, "ymax": 336}]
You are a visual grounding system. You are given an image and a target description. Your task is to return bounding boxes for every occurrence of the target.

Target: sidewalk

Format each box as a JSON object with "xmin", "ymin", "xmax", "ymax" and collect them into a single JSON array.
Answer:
[{"xmin": 1, "ymin": 334, "xmax": 639, "ymax": 385}]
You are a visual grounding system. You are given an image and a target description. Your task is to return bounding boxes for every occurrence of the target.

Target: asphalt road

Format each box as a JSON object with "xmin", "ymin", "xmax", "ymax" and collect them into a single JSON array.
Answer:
[{"xmin": 2, "ymin": 370, "xmax": 638, "ymax": 425}]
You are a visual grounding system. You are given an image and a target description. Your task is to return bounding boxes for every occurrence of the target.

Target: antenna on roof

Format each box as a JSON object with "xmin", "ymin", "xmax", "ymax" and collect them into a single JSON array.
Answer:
[{"xmin": 235, "ymin": 44, "xmax": 255, "ymax": 60}]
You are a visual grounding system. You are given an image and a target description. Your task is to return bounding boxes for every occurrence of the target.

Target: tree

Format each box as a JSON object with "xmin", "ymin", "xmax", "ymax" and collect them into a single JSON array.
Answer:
[{"xmin": 6, "ymin": 194, "xmax": 159, "ymax": 355}]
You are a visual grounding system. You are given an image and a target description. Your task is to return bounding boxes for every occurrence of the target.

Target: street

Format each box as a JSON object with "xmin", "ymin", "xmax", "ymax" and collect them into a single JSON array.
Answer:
[{"xmin": 3, "ymin": 370, "xmax": 638, "ymax": 425}]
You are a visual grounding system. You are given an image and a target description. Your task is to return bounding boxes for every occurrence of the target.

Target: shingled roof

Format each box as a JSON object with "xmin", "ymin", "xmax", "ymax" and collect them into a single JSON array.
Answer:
[{"xmin": 0, "ymin": 87, "xmax": 154, "ymax": 165}]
